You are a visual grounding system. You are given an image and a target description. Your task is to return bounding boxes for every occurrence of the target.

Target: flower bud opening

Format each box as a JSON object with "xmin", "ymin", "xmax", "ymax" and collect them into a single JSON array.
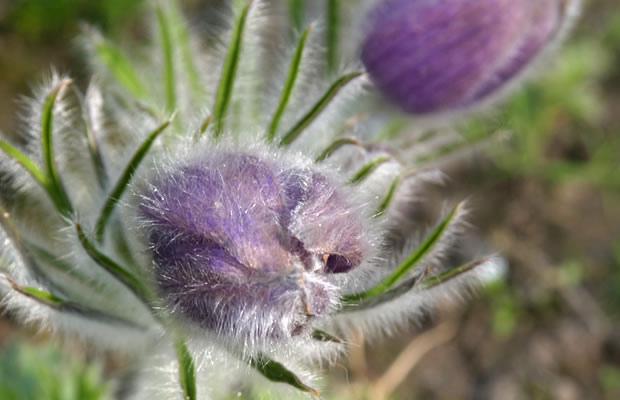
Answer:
[
  {"xmin": 139, "ymin": 151, "xmax": 367, "ymax": 339},
  {"xmin": 361, "ymin": 0, "xmax": 569, "ymax": 114}
]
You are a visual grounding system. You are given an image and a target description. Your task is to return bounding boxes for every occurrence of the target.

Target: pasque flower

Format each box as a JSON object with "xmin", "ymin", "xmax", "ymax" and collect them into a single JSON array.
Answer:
[
  {"xmin": 0, "ymin": 0, "xmax": 575, "ymax": 398},
  {"xmin": 361, "ymin": 0, "xmax": 579, "ymax": 114}
]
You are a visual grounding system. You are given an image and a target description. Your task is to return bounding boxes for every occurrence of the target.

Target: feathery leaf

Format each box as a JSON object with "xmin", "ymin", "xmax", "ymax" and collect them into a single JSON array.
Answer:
[
  {"xmin": 267, "ymin": 24, "xmax": 312, "ymax": 142},
  {"xmin": 315, "ymin": 137, "xmax": 361, "ymax": 162},
  {"xmin": 343, "ymin": 202, "xmax": 463, "ymax": 303},
  {"xmin": 212, "ymin": 2, "xmax": 251, "ymax": 138},
  {"xmin": 349, "ymin": 155, "xmax": 389, "ymax": 184},
  {"xmin": 95, "ymin": 117, "xmax": 173, "ymax": 242},
  {"xmin": 279, "ymin": 71, "xmax": 363, "ymax": 146},
  {"xmin": 250, "ymin": 353, "xmax": 319, "ymax": 396},
  {"xmin": 156, "ymin": 4, "xmax": 176, "ymax": 112},
  {"xmin": 94, "ymin": 40, "xmax": 147, "ymax": 98},
  {"xmin": 175, "ymin": 339, "xmax": 197, "ymax": 400},
  {"xmin": 76, "ymin": 223, "xmax": 151, "ymax": 303},
  {"xmin": 41, "ymin": 79, "xmax": 73, "ymax": 215}
]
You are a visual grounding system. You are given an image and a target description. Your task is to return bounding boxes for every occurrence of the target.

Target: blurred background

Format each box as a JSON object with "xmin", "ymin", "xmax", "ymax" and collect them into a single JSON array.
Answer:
[{"xmin": 0, "ymin": 0, "xmax": 619, "ymax": 399}]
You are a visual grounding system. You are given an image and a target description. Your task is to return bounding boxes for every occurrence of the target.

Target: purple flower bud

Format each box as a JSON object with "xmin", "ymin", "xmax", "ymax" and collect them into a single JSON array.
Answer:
[
  {"xmin": 139, "ymin": 152, "xmax": 367, "ymax": 339},
  {"xmin": 361, "ymin": 0, "xmax": 569, "ymax": 114}
]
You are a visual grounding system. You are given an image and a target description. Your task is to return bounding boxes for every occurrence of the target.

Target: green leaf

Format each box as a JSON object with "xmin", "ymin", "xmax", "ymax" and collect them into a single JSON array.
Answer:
[
  {"xmin": 279, "ymin": 71, "xmax": 363, "ymax": 146},
  {"xmin": 212, "ymin": 2, "xmax": 251, "ymax": 138},
  {"xmin": 1, "ymin": 208, "xmax": 115, "ymax": 312},
  {"xmin": 343, "ymin": 202, "xmax": 463, "ymax": 303},
  {"xmin": 266, "ymin": 24, "xmax": 312, "ymax": 142},
  {"xmin": 287, "ymin": 0, "xmax": 304, "ymax": 33},
  {"xmin": 326, "ymin": 0, "xmax": 339, "ymax": 75},
  {"xmin": 0, "ymin": 207, "xmax": 70, "ymax": 290},
  {"xmin": 94, "ymin": 117, "xmax": 172, "ymax": 242},
  {"xmin": 27, "ymin": 243, "xmax": 99, "ymax": 290},
  {"xmin": 76, "ymin": 85, "xmax": 108, "ymax": 190},
  {"xmin": 156, "ymin": 4, "xmax": 176, "ymax": 112},
  {"xmin": 421, "ymin": 258, "xmax": 488, "ymax": 289},
  {"xmin": 373, "ymin": 168, "xmax": 437, "ymax": 217},
  {"xmin": 5, "ymin": 277, "xmax": 64, "ymax": 306},
  {"xmin": 41, "ymin": 79, "xmax": 73, "ymax": 215},
  {"xmin": 311, "ymin": 329, "xmax": 343, "ymax": 344},
  {"xmin": 374, "ymin": 175, "xmax": 400, "ymax": 217},
  {"xmin": 314, "ymin": 137, "xmax": 360, "ymax": 162},
  {"xmin": 76, "ymin": 223, "xmax": 151, "ymax": 303},
  {"xmin": 0, "ymin": 140, "xmax": 47, "ymax": 187},
  {"xmin": 93, "ymin": 40, "xmax": 147, "ymax": 98},
  {"xmin": 340, "ymin": 271, "xmax": 426, "ymax": 312},
  {"xmin": 167, "ymin": 3, "xmax": 204, "ymax": 103},
  {"xmin": 174, "ymin": 339, "xmax": 197, "ymax": 400},
  {"xmin": 250, "ymin": 353, "xmax": 319, "ymax": 396},
  {"xmin": 193, "ymin": 113, "xmax": 212, "ymax": 142},
  {"xmin": 4, "ymin": 276, "xmax": 146, "ymax": 329},
  {"xmin": 348, "ymin": 155, "xmax": 389, "ymax": 184}
]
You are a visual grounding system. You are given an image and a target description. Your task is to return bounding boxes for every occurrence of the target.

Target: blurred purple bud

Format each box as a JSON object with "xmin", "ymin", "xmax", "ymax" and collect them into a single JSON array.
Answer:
[
  {"xmin": 361, "ymin": 0, "xmax": 570, "ymax": 114},
  {"xmin": 139, "ymin": 152, "xmax": 366, "ymax": 338}
]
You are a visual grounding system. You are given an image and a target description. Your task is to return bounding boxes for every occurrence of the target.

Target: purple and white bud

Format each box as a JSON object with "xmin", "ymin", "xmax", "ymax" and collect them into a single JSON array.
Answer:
[
  {"xmin": 139, "ymin": 151, "xmax": 367, "ymax": 340},
  {"xmin": 361, "ymin": 0, "xmax": 576, "ymax": 114}
]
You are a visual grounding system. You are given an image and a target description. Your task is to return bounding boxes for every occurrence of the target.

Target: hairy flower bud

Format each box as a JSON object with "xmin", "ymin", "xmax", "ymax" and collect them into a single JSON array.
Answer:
[
  {"xmin": 139, "ymin": 151, "xmax": 367, "ymax": 339},
  {"xmin": 361, "ymin": 0, "xmax": 574, "ymax": 114}
]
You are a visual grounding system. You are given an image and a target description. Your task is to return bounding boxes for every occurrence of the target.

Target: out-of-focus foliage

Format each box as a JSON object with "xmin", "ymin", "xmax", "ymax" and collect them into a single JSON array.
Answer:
[
  {"xmin": 1, "ymin": 0, "xmax": 144, "ymax": 38},
  {"xmin": 0, "ymin": 340, "xmax": 110, "ymax": 400}
]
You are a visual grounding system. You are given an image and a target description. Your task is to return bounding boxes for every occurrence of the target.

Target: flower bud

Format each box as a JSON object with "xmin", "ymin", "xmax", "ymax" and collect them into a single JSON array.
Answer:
[
  {"xmin": 139, "ymin": 151, "xmax": 366, "ymax": 339},
  {"xmin": 361, "ymin": 0, "xmax": 573, "ymax": 114}
]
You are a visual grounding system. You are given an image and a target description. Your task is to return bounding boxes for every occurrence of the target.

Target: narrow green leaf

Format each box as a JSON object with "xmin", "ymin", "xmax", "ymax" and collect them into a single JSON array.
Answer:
[
  {"xmin": 27, "ymin": 243, "xmax": 99, "ymax": 289},
  {"xmin": 2, "ymin": 208, "xmax": 119, "ymax": 312},
  {"xmin": 340, "ymin": 271, "xmax": 425, "ymax": 312},
  {"xmin": 175, "ymin": 339, "xmax": 197, "ymax": 400},
  {"xmin": 193, "ymin": 113, "xmax": 212, "ymax": 142},
  {"xmin": 95, "ymin": 117, "xmax": 172, "ymax": 242},
  {"xmin": 279, "ymin": 71, "xmax": 363, "ymax": 146},
  {"xmin": 41, "ymin": 79, "xmax": 73, "ymax": 215},
  {"xmin": 212, "ymin": 2, "xmax": 251, "ymax": 138},
  {"xmin": 343, "ymin": 202, "xmax": 462, "ymax": 303},
  {"xmin": 421, "ymin": 259, "xmax": 488, "ymax": 289},
  {"xmin": 312, "ymin": 329, "xmax": 343, "ymax": 344},
  {"xmin": 287, "ymin": 0, "xmax": 304, "ymax": 33},
  {"xmin": 4, "ymin": 276, "xmax": 147, "ymax": 329},
  {"xmin": 326, "ymin": 0, "xmax": 339, "ymax": 75},
  {"xmin": 0, "ymin": 140, "xmax": 47, "ymax": 187},
  {"xmin": 168, "ymin": 3, "xmax": 204, "ymax": 103},
  {"xmin": 374, "ymin": 175, "xmax": 400, "ymax": 217},
  {"xmin": 5, "ymin": 277, "xmax": 64, "ymax": 306},
  {"xmin": 266, "ymin": 24, "xmax": 312, "ymax": 142},
  {"xmin": 315, "ymin": 137, "xmax": 361, "ymax": 162},
  {"xmin": 373, "ymin": 168, "xmax": 435, "ymax": 217},
  {"xmin": 348, "ymin": 156, "xmax": 389, "ymax": 184},
  {"xmin": 94, "ymin": 41, "xmax": 147, "ymax": 98},
  {"xmin": 109, "ymin": 218, "xmax": 139, "ymax": 267},
  {"xmin": 156, "ymin": 5, "xmax": 176, "ymax": 112},
  {"xmin": 250, "ymin": 353, "xmax": 319, "ymax": 396},
  {"xmin": 76, "ymin": 223, "xmax": 151, "ymax": 302},
  {"xmin": 0, "ymin": 207, "xmax": 66, "ymax": 290},
  {"xmin": 74, "ymin": 84, "xmax": 108, "ymax": 190}
]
